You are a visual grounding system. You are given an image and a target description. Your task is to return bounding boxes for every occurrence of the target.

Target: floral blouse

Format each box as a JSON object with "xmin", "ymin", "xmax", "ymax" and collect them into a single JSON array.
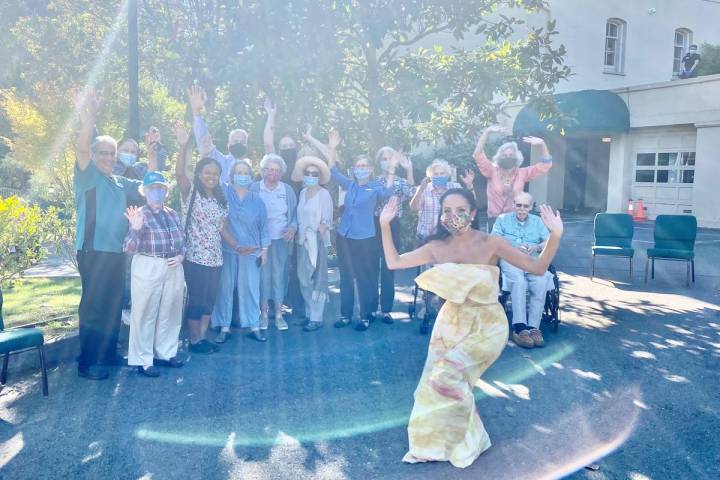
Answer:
[{"xmin": 181, "ymin": 187, "xmax": 228, "ymax": 267}]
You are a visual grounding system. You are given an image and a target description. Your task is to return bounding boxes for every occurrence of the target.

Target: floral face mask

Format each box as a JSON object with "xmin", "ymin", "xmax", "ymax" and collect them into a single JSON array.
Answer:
[{"xmin": 440, "ymin": 211, "xmax": 472, "ymax": 235}]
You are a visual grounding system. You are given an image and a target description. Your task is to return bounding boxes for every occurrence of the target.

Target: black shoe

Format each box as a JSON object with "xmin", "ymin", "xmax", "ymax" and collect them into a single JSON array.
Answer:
[
  {"xmin": 201, "ymin": 339, "xmax": 221, "ymax": 352},
  {"xmin": 78, "ymin": 366, "xmax": 109, "ymax": 380},
  {"xmin": 303, "ymin": 322, "xmax": 323, "ymax": 332},
  {"xmin": 355, "ymin": 318, "xmax": 370, "ymax": 331},
  {"xmin": 137, "ymin": 366, "xmax": 160, "ymax": 377},
  {"xmin": 249, "ymin": 330, "xmax": 267, "ymax": 342},
  {"xmin": 334, "ymin": 317, "xmax": 351, "ymax": 328},
  {"xmin": 101, "ymin": 355, "xmax": 125, "ymax": 367},
  {"xmin": 154, "ymin": 357, "xmax": 184, "ymax": 368},
  {"xmin": 188, "ymin": 341, "xmax": 214, "ymax": 354},
  {"xmin": 380, "ymin": 313, "xmax": 394, "ymax": 324}
]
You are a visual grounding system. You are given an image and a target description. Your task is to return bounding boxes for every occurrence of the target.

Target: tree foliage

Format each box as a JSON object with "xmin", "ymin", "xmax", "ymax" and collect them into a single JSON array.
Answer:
[{"xmin": 698, "ymin": 42, "xmax": 720, "ymax": 77}]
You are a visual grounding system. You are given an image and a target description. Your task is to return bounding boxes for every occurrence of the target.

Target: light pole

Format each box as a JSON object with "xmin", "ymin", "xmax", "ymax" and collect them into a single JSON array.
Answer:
[{"xmin": 128, "ymin": 0, "xmax": 140, "ymax": 139}]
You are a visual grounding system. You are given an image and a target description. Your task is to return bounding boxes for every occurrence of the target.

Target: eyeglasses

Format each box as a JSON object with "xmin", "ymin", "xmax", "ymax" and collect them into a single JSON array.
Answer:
[
  {"xmin": 515, "ymin": 203, "xmax": 531, "ymax": 209},
  {"xmin": 304, "ymin": 171, "xmax": 320, "ymax": 177}
]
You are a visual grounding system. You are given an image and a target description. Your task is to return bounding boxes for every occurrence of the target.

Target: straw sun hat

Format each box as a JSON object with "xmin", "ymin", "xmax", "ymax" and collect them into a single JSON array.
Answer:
[{"xmin": 291, "ymin": 155, "xmax": 331, "ymax": 185}]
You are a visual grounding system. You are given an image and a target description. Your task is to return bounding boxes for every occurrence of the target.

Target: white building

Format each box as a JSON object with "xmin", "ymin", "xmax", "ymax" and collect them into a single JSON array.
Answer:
[{"xmin": 498, "ymin": 0, "xmax": 720, "ymax": 227}]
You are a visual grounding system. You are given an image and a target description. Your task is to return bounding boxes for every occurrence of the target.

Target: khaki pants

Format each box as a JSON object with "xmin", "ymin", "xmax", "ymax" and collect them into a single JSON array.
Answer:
[{"xmin": 128, "ymin": 254, "xmax": 184, "ymax": 367}]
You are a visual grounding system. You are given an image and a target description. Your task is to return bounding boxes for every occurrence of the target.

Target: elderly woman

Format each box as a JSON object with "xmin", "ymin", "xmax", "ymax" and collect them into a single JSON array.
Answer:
[
  {"xmin": 250, "ymin": 154, "xmax": 298, "ymax": 331},
  {"xmin": 326, "ymin": 129, "xmax": 396, "ymax": 331},
  {"xmin": 410, "ymin": 159, "xmax": 463, "ymax": 242},
  {"xmin": 212, "ymin": 159, "xmax": 270, "ymax": 342},
  {"xmin": 372, "ymin": 147, "xmax": 415, "ymax": 323},
  {"xmin": 474, "ymin": 125, "xmax": 552, "ymax": 231},
  {"xmin": 174, "ymin": 123, "xmax": 228, "ymax": 354},
  {"xmin": 290, "ymin": 155, "xmax": 333, "ymax": 331},
  {"xmin": 123, "ymin": 172, "xmax": 185, "ymax": 378}
]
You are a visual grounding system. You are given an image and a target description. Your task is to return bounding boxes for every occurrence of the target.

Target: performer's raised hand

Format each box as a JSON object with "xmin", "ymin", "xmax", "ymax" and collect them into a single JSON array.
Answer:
[
  {"xmin": 380, "ymin": 196, "xmax": 400, "ymax": 226},
  {"xmin": 538, "ymin": 204, "xmax": 563, "ymax": 237}
]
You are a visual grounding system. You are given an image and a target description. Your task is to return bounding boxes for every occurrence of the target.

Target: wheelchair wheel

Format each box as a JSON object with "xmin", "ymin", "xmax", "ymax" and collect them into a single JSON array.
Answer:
[{"xmin": 408, "ymin": 304, "xmax": 416, "ymax": 320}]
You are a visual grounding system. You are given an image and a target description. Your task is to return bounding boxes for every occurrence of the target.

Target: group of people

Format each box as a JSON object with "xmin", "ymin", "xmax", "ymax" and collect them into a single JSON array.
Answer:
[{"xmin": 72, "ymin": 85, "xmax": 562, "ymax": 469}]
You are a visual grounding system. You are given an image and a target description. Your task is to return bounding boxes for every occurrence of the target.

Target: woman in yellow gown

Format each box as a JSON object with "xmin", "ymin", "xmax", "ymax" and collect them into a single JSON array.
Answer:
[{"xmin": 379, "ymin": 188, "xmax": 563, "ymax": 468}]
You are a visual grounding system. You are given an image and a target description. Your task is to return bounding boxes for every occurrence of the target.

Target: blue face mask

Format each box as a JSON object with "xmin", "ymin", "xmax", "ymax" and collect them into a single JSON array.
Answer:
[
  {"xmin": 118, "ymin": 152, "xmax": 137, "ymax": 167},
  {"xmin": 145, "ymin": 187, "xmax": 167, "ymax": 205},
  {"xmin": 432, "ymin": 175, "xmax": 449, "ymax": 188},
  {"xmin": 354, "ymin": 167, "xmax": 371, "ymax": 180},
  {"xmin": 233, "ymin": 174, "xmax": 252, "ymax": 187},
  {"xmin": 303, "ymin": 175, "xmax": 319, "ymax": 187}
]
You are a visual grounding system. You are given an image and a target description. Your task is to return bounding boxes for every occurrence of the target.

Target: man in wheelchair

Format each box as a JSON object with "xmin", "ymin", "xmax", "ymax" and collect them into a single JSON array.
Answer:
[{"xmin": 492, "ymin": 192, "xmax": 554, "ymax": 348}]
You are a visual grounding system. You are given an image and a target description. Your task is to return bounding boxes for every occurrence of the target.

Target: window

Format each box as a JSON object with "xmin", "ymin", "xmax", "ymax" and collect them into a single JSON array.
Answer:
[
  {"xmin": 604, "ymin": 19, "xmax": 626, "ymax": 73},
  {"xmin": 673, "ymin": 29, "xmax": 692, "ymax": 75},
  {"xmin": 634, "ymin": 152, "xmax": 696, "ymax": 184}
]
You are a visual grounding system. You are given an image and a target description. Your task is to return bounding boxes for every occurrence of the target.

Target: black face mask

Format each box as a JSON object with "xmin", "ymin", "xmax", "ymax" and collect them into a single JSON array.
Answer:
[
  {"xmin": 498, "ymin": 156, "xmax": 516, "ymax": 170},
  {"xmin": 229, "ymin": 143, "xmax": 247, "ymax": 158},
  {"xmin": 279, "ymin": 148, "xmax": 297, "ymax": 168}
]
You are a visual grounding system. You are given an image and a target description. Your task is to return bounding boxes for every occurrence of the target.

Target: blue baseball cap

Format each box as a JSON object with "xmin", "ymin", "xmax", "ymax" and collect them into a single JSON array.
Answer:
[{"xmin": 142, "ymin": 171, "xmax": 169, "ymax": 187}]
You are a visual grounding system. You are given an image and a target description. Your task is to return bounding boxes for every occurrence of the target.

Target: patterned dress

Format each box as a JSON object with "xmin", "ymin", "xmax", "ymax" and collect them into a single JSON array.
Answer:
[{"xmin": 403, "ymin": 263, "xmax": 509, "ymax": 468}]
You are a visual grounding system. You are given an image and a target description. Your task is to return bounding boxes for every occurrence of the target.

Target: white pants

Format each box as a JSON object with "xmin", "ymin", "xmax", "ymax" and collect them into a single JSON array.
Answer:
[
  {"xmin": 500, "ymin": 259, "xmax": 554, "ymax": 329},
  {"xmin": 128, "ymin": 254, "xmax": 184, "ymax": 367}
]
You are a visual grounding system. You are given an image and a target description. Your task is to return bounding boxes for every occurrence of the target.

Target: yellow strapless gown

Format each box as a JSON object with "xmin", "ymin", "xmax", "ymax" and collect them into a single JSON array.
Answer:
[{"xmin": 403, "ymin": 263, "xmax": 509, "ymax": 468}]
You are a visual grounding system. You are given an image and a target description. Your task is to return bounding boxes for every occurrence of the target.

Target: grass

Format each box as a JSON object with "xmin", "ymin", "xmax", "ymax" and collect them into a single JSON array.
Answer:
[{"xmin": 2, "ymin": 277, "xmax": 81, "ymax": 329}]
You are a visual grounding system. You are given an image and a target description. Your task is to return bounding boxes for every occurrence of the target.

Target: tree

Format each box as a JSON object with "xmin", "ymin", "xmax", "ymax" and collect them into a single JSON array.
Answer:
[{"xmin": 698, "ymin": 42, "xmax": 720, "ymax": 76}]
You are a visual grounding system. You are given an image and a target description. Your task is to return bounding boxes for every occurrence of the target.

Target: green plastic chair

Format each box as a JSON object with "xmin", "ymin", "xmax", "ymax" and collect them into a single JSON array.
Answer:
[
  {"xmin": 591, "ymin": 213, "xmax": 635, "ymax": 279},
  {"xmin": 0, "ymin": 287, "xmax": 48, "ymax": 396},
  {"xmin": 645, "ymin": 215, "xmax": 697, "ymax": 286}
]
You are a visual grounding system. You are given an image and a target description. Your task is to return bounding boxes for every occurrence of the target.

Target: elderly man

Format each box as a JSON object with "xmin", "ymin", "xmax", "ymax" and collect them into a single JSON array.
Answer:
[
  {"xmin": 492, "ymin": 192, "xmax": 552, "ymax": 348},
  {"xmin": 73, "ymin": 91, "xmax": 155, "ymax": 380},
  {"xmin": 188, "ymin": 85, "xmax": 250, "ymax": 184}
]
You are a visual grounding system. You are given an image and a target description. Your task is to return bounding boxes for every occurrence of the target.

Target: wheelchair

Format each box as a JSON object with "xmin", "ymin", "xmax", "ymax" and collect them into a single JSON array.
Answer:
[{"xmin": 498, "ymin": 264, "xmax": 561, "ymax": 333}]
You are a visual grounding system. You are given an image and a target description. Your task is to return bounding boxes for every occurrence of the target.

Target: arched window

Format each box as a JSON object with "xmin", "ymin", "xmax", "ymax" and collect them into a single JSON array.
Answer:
[
  {"xmin": 604, "ymin": 18, "xmax": 626, "ymax": 74},
  {"xmin": 673, "ymin": 28, "xmax": 693, "ymax": 76}
]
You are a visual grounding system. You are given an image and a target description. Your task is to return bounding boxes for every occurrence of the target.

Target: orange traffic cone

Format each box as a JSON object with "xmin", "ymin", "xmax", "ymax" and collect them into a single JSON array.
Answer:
[
  {"xmin": 627, "ymin": 198, "xmax": 634, "ymax": 217},
  {"xmin": 635, "ymin": 199, "xmax": 647, "ymax": 220}
]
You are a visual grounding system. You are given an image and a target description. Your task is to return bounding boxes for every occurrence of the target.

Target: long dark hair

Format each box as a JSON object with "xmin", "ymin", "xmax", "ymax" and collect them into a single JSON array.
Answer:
[
  {"xmin": 193, "ymin": 157, "xmax": 227, "ymax": 208},
  {"xmin": 426, "ymin": 188, "xmax": 480, "ymax": 242}
]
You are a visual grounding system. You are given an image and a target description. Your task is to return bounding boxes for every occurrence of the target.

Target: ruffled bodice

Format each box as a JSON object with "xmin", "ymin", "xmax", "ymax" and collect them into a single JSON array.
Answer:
[{"xmin": 414, "ymin": 263, "xmax": 499, "ymax": 305}]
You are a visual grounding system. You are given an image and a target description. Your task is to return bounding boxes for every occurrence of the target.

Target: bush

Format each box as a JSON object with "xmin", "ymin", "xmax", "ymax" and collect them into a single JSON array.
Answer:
[
  {"xmin": 698, "ymin": 43, "xmax": 720, "ymax": 77},
  {"xmin": 0, "ymin": 195, "xmax": 61, "ymax": 286},
  {"xmin": 0, "ymin": 155, "xmax": 32, "ymax": 192}
]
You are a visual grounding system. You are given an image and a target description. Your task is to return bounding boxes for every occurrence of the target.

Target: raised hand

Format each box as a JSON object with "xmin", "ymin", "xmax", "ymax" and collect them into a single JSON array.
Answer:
[
  {"xmin": 74, "ymin": 88, "xmax": 103, "ymax": 123},
  {"xmin": 388, "ymin": 151, "xmax": 403, "ymax": 171},
  {"xmin": 522, "ymin": 136, "xmax": 546, "ymax": 146},
  {"xmin": 124, "ymin": 206, "xmax": 144, "ymax": 231},
  {"xmin": 398, "ymin": 153, "xmax": 412, "ymax": 170},
  {"xmin": 146, "ymin": 126, "xmax": 161, "ymax": 146},
  {"xmin": 328, "ymin": 128, "xmax": 342, "ymax": 149},
  {"xmin": 460, "ymin": 168, "xmax": 475, "ymax": 187},
  {"xmin": 538, "ymin": 204, "xmax": 563, "ymax": 236},
  {"xmin": 303, "ymin": 124, "xmax": 313, "ymax": 142},
  {"xmin": 173, "ymin": 121, "xmax": 190, "ymax": 146},
  {"xmin": 187, "ymin": 85, "xmax": 207, "ymax": 116},
  {"xmin": 487, "ymin": 125, "xmax": 510, "ymax": 134},
  {"xmin": 380, "ymin": 196, "xmax": 400, "ymax": 225},
  {"xmin": 263, "ymin": 96, "xmax": 276, "ymax": 115}
]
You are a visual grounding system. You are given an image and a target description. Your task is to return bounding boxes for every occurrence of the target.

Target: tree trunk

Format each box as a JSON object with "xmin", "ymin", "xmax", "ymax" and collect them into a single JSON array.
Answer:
[{"xmin": 363, "ymin": 44, "xmax": 385, "ymax": 154}]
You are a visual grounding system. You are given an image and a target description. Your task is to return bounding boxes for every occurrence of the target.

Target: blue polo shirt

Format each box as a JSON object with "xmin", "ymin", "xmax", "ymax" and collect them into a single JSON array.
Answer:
[
  {"xmin": 331, "ymin": 166, "xmax": 392, "ymax": 240},
  {"xmin": 74, "ymin": 161, "xmax": 142, "ymax": 253},
  {"xmin": 491, "ymin": 212, "xmax": 549, "ymax": 256}
]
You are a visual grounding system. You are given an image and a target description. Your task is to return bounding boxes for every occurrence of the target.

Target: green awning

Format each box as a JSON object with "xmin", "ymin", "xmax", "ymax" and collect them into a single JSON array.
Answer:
[{"xmin": 512, "ymin": 89, "xmax": 630, "ymax": 136}]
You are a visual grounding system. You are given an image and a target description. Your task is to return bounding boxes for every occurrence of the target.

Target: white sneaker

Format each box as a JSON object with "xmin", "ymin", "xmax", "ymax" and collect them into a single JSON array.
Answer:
[
  {"xmin": 275, "ymin": 316, "xmax": 289, "ymax": 331},
  {"xmin": 260, "ymin": 315, "xmax": 269, "ymax": 331}
]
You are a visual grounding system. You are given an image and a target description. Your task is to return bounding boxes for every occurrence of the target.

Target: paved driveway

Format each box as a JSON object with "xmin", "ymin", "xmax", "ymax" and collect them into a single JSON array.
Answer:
[{"xmin": 1, "ymin": 218, "xmax": 718, "ymax": 479}]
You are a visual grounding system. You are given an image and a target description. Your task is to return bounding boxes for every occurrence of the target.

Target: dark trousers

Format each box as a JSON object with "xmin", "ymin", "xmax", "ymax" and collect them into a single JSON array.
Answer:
[
  {"xmin": 375, "ymin": 217, "xmax": 400, "ymax": 313},
  {"xmin": 284, "ymin": 243, "xmax": 305, "ymax": 317},
  {"xmin": 76, "ymin": 250, "xmax": 125, "ymax": 368},
  {"xmin": 337, "ymin": 235, "xmax": 380, "ymax": 320}
]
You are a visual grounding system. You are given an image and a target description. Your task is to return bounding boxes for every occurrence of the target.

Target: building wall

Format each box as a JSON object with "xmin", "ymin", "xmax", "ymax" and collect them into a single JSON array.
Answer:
[{"xmin": 532, "ymin": 0, "xmax": 720, "ymax": 92}]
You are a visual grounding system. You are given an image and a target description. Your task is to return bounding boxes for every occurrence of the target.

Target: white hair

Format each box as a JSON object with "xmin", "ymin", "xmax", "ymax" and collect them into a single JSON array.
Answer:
[
  {"xmin": 492, "ymin": 141, "xmax": 524, "ymax": 167},
  {"xmin": 425, "ymin": 159, "xmax": 452, "ymax": 178},
  {"xmin": 230, "ymin": 157, "xmax": 253, "ymax": 174},
  {"xmin": 91, "ymin": 135, "xmax": 117, "ymax": 153},
  {"xmin": 514, "ymin": 191, "xmax": 533, "ymax": 204},
  {"xmin": 375, "ymin": 146, "xmax": 395, "ymax": 165},
  {"xmin": 260, "ymin": 153, "xmax": 287, "ymax": 174}
]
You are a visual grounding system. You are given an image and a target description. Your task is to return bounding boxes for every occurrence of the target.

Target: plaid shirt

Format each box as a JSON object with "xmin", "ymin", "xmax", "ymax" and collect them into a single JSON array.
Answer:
[
  {"xmin": 123, "ymin": 205, "xmax": 185, "ymax": 257},
  {"xmin": 416, "ymin": 182, "xmax": 461, "ymax": 239},
  {"xmin": 374, "ymin": 176, "xmax": 416, "ymax": 217}
]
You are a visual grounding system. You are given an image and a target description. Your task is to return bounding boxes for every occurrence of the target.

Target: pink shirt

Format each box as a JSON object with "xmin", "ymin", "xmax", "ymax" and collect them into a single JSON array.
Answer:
[{"xmin": 475, "ymin": 151, "xmax": 552, "ymax": 218}]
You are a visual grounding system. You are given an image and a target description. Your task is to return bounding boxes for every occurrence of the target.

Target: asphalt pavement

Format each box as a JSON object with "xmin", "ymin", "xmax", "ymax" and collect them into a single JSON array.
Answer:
[{"xmin": 1, "ymin": 217, "xmax": 718, "ymax": 479}]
